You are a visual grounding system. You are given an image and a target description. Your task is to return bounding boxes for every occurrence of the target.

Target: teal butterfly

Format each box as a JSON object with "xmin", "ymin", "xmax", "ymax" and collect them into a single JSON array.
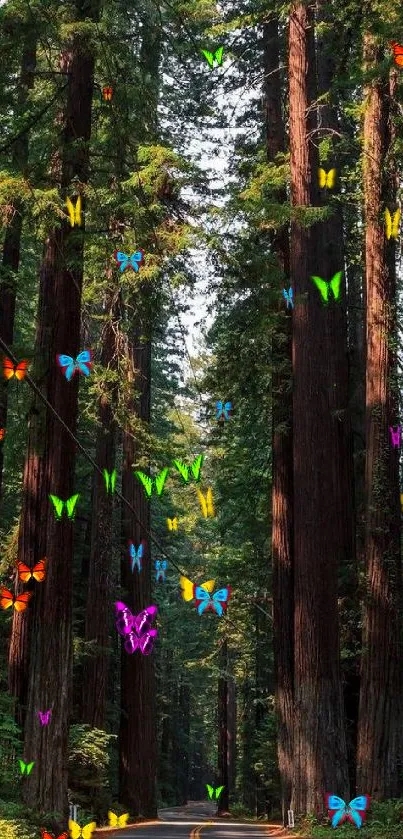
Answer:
[
  {"xmin": 310, "ymin": 271, "xmax": 343, "ymax": 304},
  {"xmin": 201, "ymin": 46, "xmax": 224, "ymax": 68},
  {"xmin": 134, "ymin": 467, "xmax": 169, "ymax": 498},
  {"xmin": 172, "ymin": 454, "xmax": 204, "ymax": 484},
  {"xmin": 103, "ymin": 468, "xmax": 117, "ymax": 494},
  {"xmin": 206, "ymin": 784, "xmax": 224, "ymax": 800},
  {"xmin": 19, "ymin": 760, "xmax": 34, "ymax": 775},
  {"xmin": 49, "ymin": 493, "xmax": 80, "ymax": 520}
]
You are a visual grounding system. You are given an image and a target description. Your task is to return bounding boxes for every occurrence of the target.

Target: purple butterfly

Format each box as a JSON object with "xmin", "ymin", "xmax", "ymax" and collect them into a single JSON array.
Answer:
[
  {"xmin": 37, "ymin": 709, "xmax": 51, "ymax": 726},
  {"xmin": 114, "ymin": 602, "xmax": 158, "ymax": 655}
]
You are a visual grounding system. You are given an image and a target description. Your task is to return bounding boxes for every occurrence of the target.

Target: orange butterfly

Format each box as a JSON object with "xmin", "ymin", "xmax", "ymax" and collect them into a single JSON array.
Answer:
[
  {"xmin": 17, "ymin": 559, "xmax": 47, "ymax": 583},
  {"xmin": 3, "ymin": 357, "xmax": 29, "ymax": 380},
  {"xmin": 41, "ymin": 831, "xmax": 68, "ymax": 839},
  {"xmin": 390, "ymin": 41, "xmax": 403, "ymax": 67},
  {"xmin": 0, "ymin": 588, "xmax": 32, "ymax": 611},
  {"xmin": 0, "ymin": 429, "xmax": 5, "ymax": 440}
]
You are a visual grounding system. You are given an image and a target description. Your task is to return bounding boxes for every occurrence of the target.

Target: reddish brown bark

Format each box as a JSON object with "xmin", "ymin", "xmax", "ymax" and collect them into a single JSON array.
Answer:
[
  {"xmin": 119, "ymin": 301, "xmax": 157, "ymax": 817},
  {"xmin": 263, "ymin": 16, "xmax": 294, "ymax": 821},
  {"xmin": 356, "ymin": 38, "xmax": 403, "ymax": 798},
  {"xmin": 289, "ymin": 1, "xmax": 349, "ymax": 812},
  {"xmin": 217, "ymin": 639, "xmax": 229, "ymax": 814},
  {"xmin": 15, "ymin": 5, "xmax": 100, "ymax": 816}
]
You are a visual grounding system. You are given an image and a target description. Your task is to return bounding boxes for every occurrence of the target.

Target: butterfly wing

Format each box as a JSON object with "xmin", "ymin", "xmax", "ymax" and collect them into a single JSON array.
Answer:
[
  {"xmin": 81, "ymin": 823, "xmax": 96, "ymax": 839},
  {"xmin": 318, "ymin": 168, "xmax": 326, "ymax": 188},
  {"xmin": 194, "ymin": 586, "xmax": 212, "ymax": 615},
  {"xmin": 206, "ymin": 784, "xmax": 214, "ymax": 799},
  {"xmin": 26, "ymin": 761, "xmax": 34, "ymax": 774},
  {"xmin": 3, "ymin": 358, "xmax": 17, "ymax": 379},
  {"xmin": 311, "ymin": 275, "xmax": 329, "ymax": 303},
  {"xmin": 215, "ymin": 785, "xmax": 224, "ymax": 799},
  {"xmin": 0, "ymin": 587, "xmax": 15, "ymax": 609},
  {"xmin": 114, "ymin": 251, "xmax": 129, "ymax": 272},
  {"xmin": 13, "ymin": 592, "xmax": 33, "ymax": 612},
  {"xmin": 103, "ymin": 469, "xmax": 110, "ymax": 492},
  {"xmin": 14, "ymin": 360, "xmax": 28, "ymax": 380},
  {"xmin": 216, "ymin": 400, "xmax": 223, "ymax": 419},
  {"xmin": 56, "ymin": 354, "xmax": 76, "ymax": 381},
  {"xmin": 115, "ymin": 601, "xmax": 134, "ymax": 635},
  {"xmin": 180, "ymin": 575, "xmax": 195, "ymax": 601},
  {"xmin": 214, "ymin": 46, "xmax": 224, "ymax": 65},
  {"xmin": 66, "ymin": 494, "xmax": 80, "ymax": 519},
  {"xmin": 325, "ymin": 794, "xmax": 348, "ymax": 828},
  {"xmin": 326, "ymin": 168, "xmax": 336, "ymax": 188},
  {"xmin": 392, "ymin": 208, "xmax": 401, "ymax": 237},
  {"xmin": 206, "ymin": 487, "xmax": 215, "ymax": 517},
  {"xmin": 108, "ymin": 813, "xmax": 118, "ymax": 827},
  {"xmin": 137, "ymin": 627, "xmax": 158, "ymax": 655},
  {"xmin": 134, "ymin": 470, "xmax": 153, "ymax": 497},
  {"xmin": 74, "ymin": 196, "xmax": 82, "ymax": 226},
  {"xmin": 18, "ymin": 759, "xmax": 26, "ymax": 774},
  {"xmin": 49, "ymin": 494, "xmax": 64, "ymax": 519},
  {"xmin": 191, "ymin": 454, "xmax": 204, "ymax": 481},
  {"xmin": 172, "ymin": 459, "xmax": 189, "ymax": 482},
  {"xmin": 155, "ymin": 467, "xmax": 169, "ymax": 495},
  {"xmin": 110, "ymin": 469, "xmax": 117, "ymax": 493},
  {"xmin": 347, "ymin": 796, "xmax": 370, "ymax": 828},
  {"xmin": 211, "ymin": 587, "xmax": 231, "ymax": 616},
  {"xmin": 197, "ymin": 488, "xmax": 208, "ymax": 518},
  {"xmin": 329, "ymin": 271, "xmax": 343, "ymax": 301},
  {"xmin": 129, "ymin": 251, "xmax": 144, "ymax": 272},
  {"xmin": 66, "ymin": 198, "xmax": 76, "ymax": 227},
  {"xmin": 385, "ymin": 208, "xmax": 392, "ymax": 239},
  {"xmin": 32, "ymin": 559, "xmax": 46, "ymax": 582},
  {"xmin": 75, "ymin": 350, "xmax": 92, "ymax": 377},
  {"xmin": 118, "ymin": 814, "xmax": 129, "ymax": 826},
  {"xmin": 17, "ymin": 561, "xmax": 33, "ymax": 583},
  {"xmin": 201, "ymin": 49, "xmax": 214, "ymax": 67}
]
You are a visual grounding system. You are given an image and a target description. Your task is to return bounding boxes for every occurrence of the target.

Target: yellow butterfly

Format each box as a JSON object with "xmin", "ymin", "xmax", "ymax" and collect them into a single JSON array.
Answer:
[
  {"xmin": 385, "ymin": 207, "xmax": 401, "ymax": 239},
  {"xmin": 318, "ymin": 168, "xmax": 336, "ymax": 189},
  {"xmin": 108, "ymin": 812, "xmax": 129, "ymax": 827},
  {"xmin": 167, "ymin": 517, "xmax": 178, "ymax": 531},
  {"xmin": 196, "ymin": 487, "xmax": 215, "ymax": 518},
  {"xmin": 68, "ymin": 821, "xmax": 96, "ymax": 839},
  {"xmin": 66, "ymin": 196, "xmax": 82, "ymax": 227},
  {"xmin": 400, "ymin": 493, "xmax": 403, "ymax": 512},
  {"xmin": 180, "ymin": 575, "xmax": 215, "ymax": 602}
]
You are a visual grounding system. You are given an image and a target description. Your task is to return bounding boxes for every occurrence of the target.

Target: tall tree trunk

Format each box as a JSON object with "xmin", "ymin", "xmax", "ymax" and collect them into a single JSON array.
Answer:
[
  {"xmin": 15, "ymin": 0, "xmax": 100, "ymax": 816},
  {"xmin": 289, "ymin": 1, "xmax": 349, "ymax": 813},
  {"xmin": 227, "ymin": 676, "xmax": 236, "ymax": 801},
  {"xmin": 264, "ymin": 16, "xmax": 294, "ymax": 823},
  {"xmin": 315, "ymin": 0, "xmax": 359, "ymax": 789},
  {"xmin": 119, "ymin": 300, "xmax": 157, "ymax": 817},
  {"xmin": 217, "ymin": 639, "xmax": 229, "ymax": 814},
  {"xmin": 356, "ymin": 37, "xmax": 403, "ymax": 798},
  {"xmin": 82, "ymin": 285, "xmax": 120, "ymax": 727},
  {"xmin": 0, "ymin": 37, "xmax": 36, "ymax": 506}
]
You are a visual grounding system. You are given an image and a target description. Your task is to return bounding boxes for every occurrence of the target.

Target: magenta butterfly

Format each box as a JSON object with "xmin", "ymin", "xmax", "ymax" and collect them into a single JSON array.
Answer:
[
  {"xmin": 114, "ymin": 602, "xmax": 158, "ymax": 655},
  {"xmin": 37, "ymin": 709, "xmax": 51, "ymax": 726}
]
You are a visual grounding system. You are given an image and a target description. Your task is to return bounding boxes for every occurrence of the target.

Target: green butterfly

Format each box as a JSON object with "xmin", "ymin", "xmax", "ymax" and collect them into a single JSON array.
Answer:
[
  {"xmin": 134, "ymin": 467, "xmax": 169, "ymax": 498},
  {"xmin": 103, "ymin": 468, "xmax": 117, "ymax": 494},
  {"xmin": 19, "ymin": 760, "xmax": 34, "ymax": 775},
  {"xmin": 172, "ymin": 454, "xmax": 204, "ymax": 484},
  {"xmin": 201, "ymin": 46, "xmax": 224, "ymax": 68},
  {"xmin": 49, "ymin": 493, "xmax": 80, "ymax": 520},
  {"xmin": 310, "ymin": 271, "xmax": 343, "ymax": 304},
  {"xmin": 206, "ymin": 784, "xmax": 224, "ymax": 800}
]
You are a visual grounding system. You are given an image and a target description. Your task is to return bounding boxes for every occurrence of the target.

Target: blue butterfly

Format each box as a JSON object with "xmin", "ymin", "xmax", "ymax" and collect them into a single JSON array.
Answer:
[
  {"xmin": 216, "ymin": 400, "xmax": 232, "ymax": 421},
  {"xmin": 56, "ymin": 350, "xmax": 93, "ymax": 381},
  {"xmin": 194, "ymin": 585, "xmax": 231, "ymax": 616},
  {"xmin": 325, "ymin": 794, "xmax": 371, "ymax": 829},
  {"xmin": 155, "ymin": 559, "xmax": 167, "ymax": 582},
  {"xmin": 282, "ymin": 287, "xmax": 294, "ymax": 309},
  {"xmin": 114, "ymin": 249, "xmax": 145, "ymax": 273},
  {"xmin": 128, "ymin": 541, "xmax": 144, "ymax": 572}
]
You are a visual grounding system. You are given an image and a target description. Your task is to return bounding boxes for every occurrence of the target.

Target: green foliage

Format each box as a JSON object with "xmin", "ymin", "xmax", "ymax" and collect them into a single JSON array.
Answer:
[{"xmin": 68, "ymin": 725, "xmax": 116, "ymax": 814}]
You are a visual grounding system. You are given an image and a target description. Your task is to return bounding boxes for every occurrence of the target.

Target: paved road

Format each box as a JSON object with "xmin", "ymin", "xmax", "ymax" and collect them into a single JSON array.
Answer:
[{"xmin": 98, "ymin": 802, "xmax": 277, "ymax": 839}]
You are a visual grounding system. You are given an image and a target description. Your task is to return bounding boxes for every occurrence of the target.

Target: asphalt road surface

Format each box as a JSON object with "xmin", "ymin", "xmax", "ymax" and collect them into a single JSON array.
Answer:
[{"xmin": 100, "ymin": 802, "xmax": 277, "ymax": 839}]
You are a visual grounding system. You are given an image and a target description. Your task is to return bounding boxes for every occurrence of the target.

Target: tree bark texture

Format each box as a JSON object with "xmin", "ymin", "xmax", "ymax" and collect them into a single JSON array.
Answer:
[
  {"xmin": 289, "ymin": 1, "xmax": 349, "ymax": 812},
  {"xmin": 356, "ymin": 37, "xmax": 403, "ymax": 798},
  {"xmin": 217, "ymin": 639, "xmax": 229, "ymax": 814}
]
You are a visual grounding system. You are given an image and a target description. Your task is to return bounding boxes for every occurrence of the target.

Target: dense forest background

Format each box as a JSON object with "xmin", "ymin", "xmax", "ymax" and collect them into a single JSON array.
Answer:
[{"xmin": 1, "ymin": 0, "xmax": 403, "ymax": 836}]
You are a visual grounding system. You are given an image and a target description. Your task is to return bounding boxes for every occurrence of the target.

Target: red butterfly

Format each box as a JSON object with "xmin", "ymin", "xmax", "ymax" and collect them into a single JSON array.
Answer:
[
  {"xmin": 17, "ymin": 559, "xmax": 47, "ymax": 583},
  {"xmin": 3, "ymin": 357, "xmax": 29, "ymax": 380},
  {"xmin": 390, "ymin": 41, "xmax": 403, "ymax": 67},
  {"xmin": 0, "ymin": 429, "xmax": 5, "ymax": 440},
  {"xmin": 41, "ymin": 831, "xmax": 68, "ymax": 839},
  {"xmin": 0, "ymin": 588, "xmax": 33, "ymax": 612}
]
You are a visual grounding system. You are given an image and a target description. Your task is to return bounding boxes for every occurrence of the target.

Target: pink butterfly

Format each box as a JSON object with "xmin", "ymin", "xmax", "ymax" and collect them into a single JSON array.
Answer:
[
  {"xmin": 37, "ymin": 709, "xmax": 51, "ymax": 726},
  {"xmin": 114, "ymin": 602, "xmax": 158, "ymax": 655}
]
